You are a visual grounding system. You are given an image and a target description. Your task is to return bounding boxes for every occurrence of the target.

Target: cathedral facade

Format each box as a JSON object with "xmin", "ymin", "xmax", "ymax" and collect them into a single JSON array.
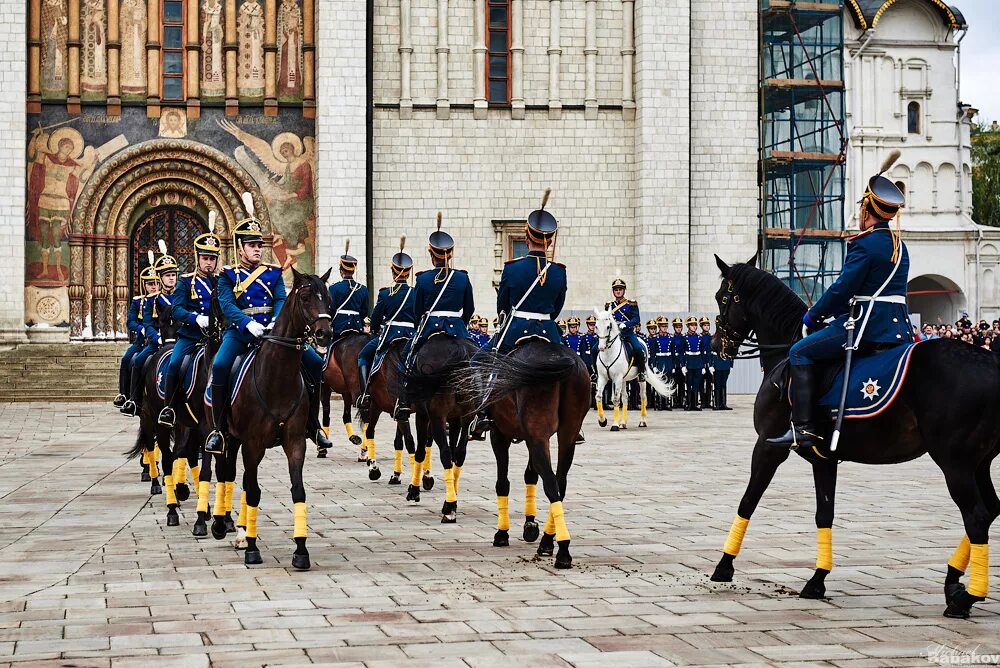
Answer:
[{"xmin": 0, "ymin": 0, "xmax": 989, "ymax": 345}]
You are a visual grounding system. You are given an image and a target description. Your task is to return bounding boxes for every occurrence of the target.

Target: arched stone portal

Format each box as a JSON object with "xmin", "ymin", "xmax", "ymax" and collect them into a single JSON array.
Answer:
[
  {"xmin": 62, "ymin": 139, "xmax": 273, "ymax": 339},
  {"xmin": 907, "ymin": 274, "xmax": 966, "ymax": 326}
]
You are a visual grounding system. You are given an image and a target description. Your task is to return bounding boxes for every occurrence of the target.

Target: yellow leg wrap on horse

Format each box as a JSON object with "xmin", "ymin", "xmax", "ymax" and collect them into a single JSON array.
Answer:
[
  {"xmin": 147, "ymin": 451, "xmax": 159, "ymax": 478},
  {"xmin": 197, "ymin": 481, "xmax": 210, "ymax": 513},
  {"xmin": 174, "ymin": 458, "xmax": 188, "ymax": 486},
  {"xmin": 225, "ymin": 482, "xmax": 235, "ymax": 512},
  {"xmin": 410, "ymin": 454, "xmax": 421, "ymax": 486},
  {"xmin": 366, "ymin": 431, "xmax": 375, "ymax": 461},
  {"xmin": 497, "ymin": 496, "xmax": 510, "ymax": 531},
  {"xmin": 549, "ymin": 501, "xmax": 571, "ymax": 542},
  {"xmin": 613, "ymin": 405, "xmax": 620, "ymax": 423},
  {"xmin": 245, "ymin": 505, "xmax": 259, "ymax": 539},
  {"xmin": 596, "ymin": 402, "xmax": 605, "ymax": 421},
  {"xmin": 723, "ymin": 515, "xmax": 750, "ymax": 556},
  {"xmin": 213, "ymin": 482, "xmax": 226, "ymax": 516},
  {"xmin": 190, "ymin": 465, "xmax": 200, "ymax": 483},
  {"xmin": 640, "ymin": 397, "xmax": 647, "ymax": 418},
  {"xmin": 949, "ymin": 535, "xmax": 972, "ymax": 572},
  {"xmin": 622, "ymin": 405, "xmax": 628, "ymax": 424},
  {"xmin": 293, "ymin": 502, "xmax": 307, "ymax": 538},
  {"xmin": 525, "ymin": 484, "xmax": 538, "ymax": 518},
  {"xmin": 968, "ymin": 544, "xmax": 989, "ymax": 598},
  {"xmin": 816, "ymin": 527, "xmax": 833, "ymax": 571},
  {"xmin": 345, "ymin": 422, "xmax": 355, "ymax": 439},
  {"xmin": 453, "ymin": 466, "xmax": 462, "ymax": 494},
  {"xmin": 543, "ymin": 506, "xmax": 556, "ymax": 535},
  {"xmin": 164, "ymin": 475, "xmax": 176, "ymax": 505},
  {"xmin": 394, "ymin": 450, "xmax": 403, "ymax": 473},
  {"xmin": 444, "ymin": 468, "xmax": 457, "ymax": 503},
  {"xmin": 238, "ymin": 491, "xmax": 248, "ymax": 528},
  {"xmin": 423, "ymin": 447, "xmax": 432, "ymax": 472}
]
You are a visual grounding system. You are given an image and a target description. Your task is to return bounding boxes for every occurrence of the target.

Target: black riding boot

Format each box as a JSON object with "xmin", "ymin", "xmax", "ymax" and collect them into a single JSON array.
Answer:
[
  {"xmin": 158, "ymin": 373, "xmax": 177, "ymax": 426},
  {"xmin": 308, "ymin": 381, "xmax": 333, "ymax": 450},
  {"xmin": 469, "ymin": 409, "xmax": 491, "ymax": 441},
  {"xmin": 122, "ymin": 363, "xmax": 144, "ymax": 417},
  {"xmin": 114, "ymin": 362, "xmax": 129, "ymax": 407},
  {"xmin": 766, "ymin": 365, "xmax": 824, "ymax": 449},
  {"xmin": 204, "ymin": 385, "xmax": 228, "ymax": 455},
  {"xmin": 357, "ymin": 358, "xmax": 372, "ymax": 413},
  {"xmin": 394, "ymin": 376, "xmax": 411, "ymax": 422}
]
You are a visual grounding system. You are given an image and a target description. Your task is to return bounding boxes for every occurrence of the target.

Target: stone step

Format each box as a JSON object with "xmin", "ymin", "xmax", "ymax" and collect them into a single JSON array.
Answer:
[{"xmin": 0, "ymin": 343, "xmax": 127, "ymax": 402}]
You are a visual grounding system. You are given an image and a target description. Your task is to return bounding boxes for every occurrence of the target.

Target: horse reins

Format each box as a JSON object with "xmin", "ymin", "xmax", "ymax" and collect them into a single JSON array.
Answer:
[{"xmin": 716, "ymin": 279, "xmax": 797, "ymax": 361}]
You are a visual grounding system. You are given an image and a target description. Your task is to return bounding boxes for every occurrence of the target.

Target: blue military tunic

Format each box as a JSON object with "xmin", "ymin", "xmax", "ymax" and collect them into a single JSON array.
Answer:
[
  {"xmin": 165, "ymin": 271, "xmax": 216, "ymax": 387},
  {"xmin": 118, "ymin": 295, "xmax": 147, "ymax": 395},
  {"xmin": 152, "ymin": 289, "xmax": 178, "ymax": 342},
  {"xmin": 604, "ymin": 298, "xmax": 646, "ymax": 365},
  {"xmin": 563, "ymin": 332, "xmax": 584, "ymax": 356},
  {"xmin": 581, "ymin": 331, "xmax": 597, "ymax": 370},
  {"xmin": 495, "ymin": 251, "xmax": 566, "ymax": 354},
  {"xmin": 359, "ymin": 282, "xmax": 417, "ymax": 374},
  {"xmin": 653, "ymin": 332, "xmax": 675, "ymax": 373},
  {"xmin": 127, "ymin": 296, "xmax": 143, "ymax": 341},
  {"xmin": 328, "ymin": 278, "xmax": 369, "ymax": 336},
  {"xmin": 682, "ymin": 333, "xmax": 706, "ymax": 371},
  {"xmin": 412, "ymin": 267, "xmax": 475, "ymax": 344},
  {"xmin": 791, "ymin": 223, "xmax": 914, "ymax": 366},
  {"xmin": 474, "ymin": 331, "xmax": 491, "ymax": 348}
]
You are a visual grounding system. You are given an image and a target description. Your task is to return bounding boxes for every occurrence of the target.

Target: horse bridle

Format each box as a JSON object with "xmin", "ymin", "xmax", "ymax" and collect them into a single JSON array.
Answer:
[
  {"xmin": 716, "ymin": 279, "xmax": 795, "ymax": 360},
  {"xmin": 596, "ymin": 317, "xmax": 625, "ymax": 370}
]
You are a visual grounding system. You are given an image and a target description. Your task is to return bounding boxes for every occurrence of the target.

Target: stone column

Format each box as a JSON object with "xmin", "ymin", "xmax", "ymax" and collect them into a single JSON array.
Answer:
[
  {"xmin": 28, "ymin": 0, "xmax": 41, "ymax": 113},
  {"xmin": 473, "ymin": 0, "xmax": 487, "ymax": 119},
  {"xmin": 68, "ymin": 0, "xmax": 82, "ymax": 112},
  {"xmin": 436, "ymin": 0, "xmax": 450, "ymax": 120},
  {"xmin": 399, "ymin": 0, "xmax": 413, "ymax": 118},
  {"xmin": 303, "ymin": 0, "xmax": 316, "ymax": 118},
  {"xmin": 584, "ymin": 0, "xmax": 597, "ymax": 119},
  {"xmin": 146, "ymin": 0, "xmax": 161, "ymax": 116},
  {"xmin": 224, "ymin": 0, "xmax": 237, "ymax": 115},
  {"xmin": 264, "ymin": 0, "xmax": 278, "ymax": 115},
  {"xmin": 186, "ymin": 0, "xmax": 200, "ymax": 117},
  {"xmin": 0, "ymin": 1, "xmax": 28, "ymax": 343},
  {"xmin": 547, "ymin": 0, "xmax": 561, "ymax": 119},
  {"xmin": 510, "ymin": 0, "xmax": 524, "ymax": 119},
  {"xmin": 107, "ymin": 0, "xmax": 121, "ymax": 114},
  {"xmin": 621, "ymin": 0, "xmax": 635, "ymax": 120}
]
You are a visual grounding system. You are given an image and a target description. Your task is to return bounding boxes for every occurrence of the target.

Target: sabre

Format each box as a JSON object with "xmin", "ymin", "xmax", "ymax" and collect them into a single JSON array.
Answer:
[{"xmin": 829, "ymin": 305, "xmax": 858, "ymax": 453}]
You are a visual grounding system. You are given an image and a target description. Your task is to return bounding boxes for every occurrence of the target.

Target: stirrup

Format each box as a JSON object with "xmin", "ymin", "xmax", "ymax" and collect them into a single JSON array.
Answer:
[
  {"xmin": 113, "ymin": 394, "xmax": 127, "ymax": 408},
  {"xmin": 120, "ymin": 400, "xmax": 137, "ymax": 417},
  {"xmin": 157, "ymin": 407, "xmax": 176, "ymax": 427},
  {"xmin": 204, "ymin": 430, "xmax": 225, "ymax": 455},
  {"xmin": 469, "ymin": 413, "xmax": 490, "ymax": 441},
  {"xmin": 313, "ymin": 427, "xmax": 332, "ymax": 450}
]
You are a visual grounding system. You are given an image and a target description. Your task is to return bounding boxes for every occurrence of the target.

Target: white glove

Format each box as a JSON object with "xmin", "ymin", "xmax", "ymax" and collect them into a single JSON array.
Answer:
[
  {"xmin": 195, "ymin": 315, "xmax": 209, "ymax": 328},
  {"xmin": 682, "ymin": 367, "xmax": 687, "ymax": 376},
  {"xmin": 264, "ymin": 322, "xmax": 275, "ymax": 333},
  {"xmin": 246, "ymin": 321, "xmax": 266, "ymax": 338},
  {"xmin": 709, "ymin": 366, "xmax": 715, "ymax": 374}
]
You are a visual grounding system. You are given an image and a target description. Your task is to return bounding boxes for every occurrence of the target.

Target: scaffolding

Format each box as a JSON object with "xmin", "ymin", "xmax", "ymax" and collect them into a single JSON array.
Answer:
[{"xmin": 759, "ymin": 0, "xmax": 847, "ymax": 304}]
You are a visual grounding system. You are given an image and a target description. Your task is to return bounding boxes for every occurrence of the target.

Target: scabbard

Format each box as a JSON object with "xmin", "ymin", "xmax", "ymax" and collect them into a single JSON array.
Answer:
[{"xmin": 830, "ymin": 316, "xmax": 857, "ymax": 453}]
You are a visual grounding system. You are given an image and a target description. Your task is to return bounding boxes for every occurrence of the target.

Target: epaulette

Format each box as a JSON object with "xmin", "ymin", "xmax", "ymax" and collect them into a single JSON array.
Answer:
[
  {"xmin": 629, "ymin": 299, "xmax": 637, "ymax": 305},
  {"xmin": 132, "ymin": 295, "xmax": 142, "ymax": 301},
  {"xmin": 182, "ymin": 271, "xmax": 195, "ymax": 278},
  {"xmin": 416, "ymin": 269, "xmax": 429, "ymax": 277},
  {"xmin": 603, "ymin": 302, "xmax": 612, "ymax": 309},
  {"xmin": 555, "ymin": 261, "xmax": 566, "ymax": 268},
  {"xmin": 504, "ymin": 257, "xmax": 526, "ymax": 265},
  {"xmin": 223, "ymin": 265, "xmax": 233, "ymax": 271}
]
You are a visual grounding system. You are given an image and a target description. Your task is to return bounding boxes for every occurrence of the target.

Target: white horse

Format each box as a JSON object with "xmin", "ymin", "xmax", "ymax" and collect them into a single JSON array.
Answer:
[{"xmin": 593, "ymin": 307, "xmax": 674, "ymax": 430}]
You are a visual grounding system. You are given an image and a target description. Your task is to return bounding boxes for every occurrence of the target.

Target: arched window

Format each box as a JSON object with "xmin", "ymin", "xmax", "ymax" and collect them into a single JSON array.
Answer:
[
  {"xmin": 161, "ymin": 0, "xmax": 186, "ymax": 101},
  {"xmin": 487, "ymin": 0, "xmax": 511, "ymax": 105},
  {"xmin": 907, "ymin": 101, "xmax": 921, "ymax": 134}
]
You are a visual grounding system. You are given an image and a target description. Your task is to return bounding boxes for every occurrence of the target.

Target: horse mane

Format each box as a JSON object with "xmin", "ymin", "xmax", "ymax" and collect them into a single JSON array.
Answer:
[{"xmin": 728, "ymin": 262, "xmax": 807, "ymax": 338}]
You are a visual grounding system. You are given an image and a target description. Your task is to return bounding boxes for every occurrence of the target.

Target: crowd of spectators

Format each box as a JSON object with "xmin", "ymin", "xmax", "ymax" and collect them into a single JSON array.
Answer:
[{"xmin": 916, "ymin": 314, "xmax": 1000, "ymax": 352}]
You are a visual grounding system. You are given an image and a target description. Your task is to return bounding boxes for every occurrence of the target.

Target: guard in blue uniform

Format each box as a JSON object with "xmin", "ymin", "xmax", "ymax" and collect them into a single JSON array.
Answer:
[
  {"xmin": 470, "ymin": 191, "xmax": 566, "ymax": 439},
  {"xmin": 123, "ymin": 246, "xmax": 180, "ymax": 416},
  {"xmin": 604, "ymin": 279, "xmax": 647, "ymax": 374},
  {"xmin": 681, "ymin": 316, "xmax": 705, "ymax": 411},
  {"xmin": 768, "ymin": 155, "xmax": 912, "ymax": 449},
  {"xmin": 563, "ymin": 316, "xmax": 584, "ymax": 356},
  {"xmin": 698, "ymin": 317, "xmax": 714, "ymax": 409},
  {"xmin": 644, "ymin": 320, "xmax": 657, "ymax": 407},
  {"xmin": 583, "ymin": 314, "xmax": 599, "ymax": 409},
  {"xmin": 157, "ymin": 223, "xmax": 221, "ymax": 427},
  {"xmin": 711, "ymin": 347, "xmax": 733, "ymax": 410},
  {"xmin": 475, "ymin": 316, "xmax": 492, "ymax": 347},
  {"xmin": 467, "ymin": 315, "xmax": 483, "ymax": 344},
  {"xmin": 395, "ymin": 213, "xmax": 476, "ymax": 421},
  {"xmin": 328, "ymin": 240, "xmax": 369, "ymax": 338},
  {"xmin": 651, "ymin": 316, "xmax": 674, "ymax": 411},
  {"xmin": 357, "ymin": 235, "xmax": 416, "ymax": 413},
  {"xmin": 670, "ymin": 317, "xmax": 686, "ymax": 408},
  {"xmin": 114, "ymin": 265, "xmax": 159, "ymax": 409}
]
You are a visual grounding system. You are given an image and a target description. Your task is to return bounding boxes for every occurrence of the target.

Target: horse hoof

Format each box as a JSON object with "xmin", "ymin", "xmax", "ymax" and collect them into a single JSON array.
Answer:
[
  {"xmin": 610, "ymin": 425, "xmax": 619, "ymax": 432},
  {"xmin": 388, "ymin": 472, "xmax": 401, "ymax": 485},
  {"xmin": 150, "ymin": 480, "xmax": 162, "ymax": 495},
  {"xmin": 493, "ymin": 530, "xmax": 510, "ymax": 547},
  {"xmin": 224, "ymin": 516, "xmax": 237, "ymax": 534},
  {"xmin": 192, "ymin": 521, "xmax": 208, "ymax": 538},
  {"xmin": 244, "ymin": 549, "xmax": 263, "ymax": 565},
  {"xmin": 291, "ymin": 553, "xmax": 311, "ymax": 571},
  {"xmin": 316, "ymin": 448, "xmax": 327, "ymax": 459},
  {"xmin": 943, "ymin": 590, "xmax": 984, "ymax": 619},
  {"xmin": 799, "ymin": 581, "xmax": 826, "ymax": 599},
  {"xmin": 422, "ymin": 474, "xmax": 435, "ymax": 491},
  {"xmin": 405, "ymin": 484, "xmax": 420, "ymax": 502},
  {"xmin": 555, "ymin": 542, "xmax": 572, "ymax": 569},
  {"xmin": 523, "ymin": 521, "xmax": 540, "ymax": 543},
  {"xmin": 211, "ymin": 517, "xmax": 227, "ymax": 540},
  {"xmin": 945, "ymin": 582, "xmax": 967, "ymax": 606},
  {"xmin": 620, "ymin": 423, "xmax": 628, "ymax": 430},
  {"xmin": 638, "ymin": 421, "xmax": 647, "ymax": 428},
  {"xmin": 598, "ymin": 418, "xmax": 608, "ymax": 428},
  {"xmin": 166, "ymin": 511, "xmax": 180, "ymax": 527},
  {"xmin": 710, "ymin": 554, "xmax": 735, "ymax": 582},
  {"xmin": 234, "ymin": 527, "xmax": 248, "ymax": 550},
  {"xmin": 441, "ymin": 513, "xmax": 457, "ymax": 524},
  {"xmin": 537, "ymin": 533, "xmax": 555, "ymax": 557},
  {"xmin": 368, "ymin": 466, "xmax": 381, "ymax": 481},
  {"xmin": 349, "ymin": 434, "xmax": 363, "ymax": 446},
  {"xmin": 140, "ymin": 470, "xmax": 151, "ymax": 482},
  {"xmin": 174, "ymin": 483, "xmax": 190, "ymax": 502}
]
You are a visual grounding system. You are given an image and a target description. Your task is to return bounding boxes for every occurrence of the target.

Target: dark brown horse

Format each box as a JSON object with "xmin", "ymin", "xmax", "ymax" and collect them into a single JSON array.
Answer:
[
  {"xmin": 709, "ymin": 254, "xmax": 1000, "ymax": 619},
  {"xmin": 403, "ymin": 335, "xmax": 478, "ymax": 522},
  {"xmin": 360, "ymin": 339, "xmax": 435, "ymax": 496},
  {"xmin": 321, "ymin": 332, "xmax": 371, "ymax": 460},
  {"xmin": 457, "ymin": 341, "xmax": 590, "ymax": 568},
  {"xmin": 226, "ymin": 268, "xmax": 333, "ymax": 569}
]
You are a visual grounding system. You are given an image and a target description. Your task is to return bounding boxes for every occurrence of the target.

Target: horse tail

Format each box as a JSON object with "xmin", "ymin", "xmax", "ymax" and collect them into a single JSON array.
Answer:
[
  {"xmin": 643, "ymin": 366, "xmax": 675, "ymax": 399},
  {"xmin": 454, "ymin": 343, "xmax": 581, "ymax": 409},
  {"xmin": 124, "ymin": 427, "xmax": 149, "ymax": 461}
]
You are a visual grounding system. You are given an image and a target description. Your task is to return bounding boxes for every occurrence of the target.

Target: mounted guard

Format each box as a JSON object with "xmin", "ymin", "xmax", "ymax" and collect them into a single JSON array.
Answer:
[
  {"xmin": 114, "ymin": 262, "xmax": 159, "ymax": 410},
  {"xmin": 328, "ymin": 240, "xmax": 369, "ymax": 341},
  {"xmin": 604, "ymin": 278, "xmax": 648, "ymax": 375},
  {"xmin": 767, "ymin": 151, "xmax": 913, "ymax": 450}
]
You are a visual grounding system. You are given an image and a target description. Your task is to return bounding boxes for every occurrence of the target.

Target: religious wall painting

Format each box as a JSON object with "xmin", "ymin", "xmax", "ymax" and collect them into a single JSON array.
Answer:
[
  {"xmin": 237, "ymin": 0, "xmax": 266, "ymax": 100},
  {"xmin": 40, "ymin": 0, "xmax": 69, "ymax": 99},
  {"xmin": 158, "ymin": 108, "xmax": 188, "ymax": 138},
  {"xmin": 277, "ymin": 0, "xmax": 304, "ymax": 102},
  {"xmin": 201, "ymin": 0, "xmax": 226, "ymax": 100},
  {"xmin": 120, "ymin": 0, "xmax": 148, "ymax": 99},
  {"xmin": 217, "ymin": 118, "xmax": 316, "ymax": 273},
  {"xmin": 81, "ymin": 0, "xmax": 108, "ymax": 100}
]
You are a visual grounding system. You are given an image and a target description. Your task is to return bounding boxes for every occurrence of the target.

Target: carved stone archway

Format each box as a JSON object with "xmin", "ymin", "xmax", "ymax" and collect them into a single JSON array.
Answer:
[{"xmin": 68, "ymin": 139, "xmax": 271, "ymax": 338}]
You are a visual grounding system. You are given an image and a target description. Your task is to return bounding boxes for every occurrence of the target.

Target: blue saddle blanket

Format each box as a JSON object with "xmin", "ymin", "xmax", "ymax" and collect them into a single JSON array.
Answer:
[
  {"xmin": 204, "ymin": 349, "xmax": 257, "ymax": 407},
  {"xmin": 155, "ymin": 347, "xmax": 206, "ymax": 401},
  {"xmin": 817, "ymin": 342, "xmax": 920, "ymax": 419}
]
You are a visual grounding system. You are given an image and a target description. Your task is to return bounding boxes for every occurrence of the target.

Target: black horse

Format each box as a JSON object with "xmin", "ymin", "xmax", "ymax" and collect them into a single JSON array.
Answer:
[{"xmin": 709, "ymin": 254, "xmax": 999, "ymax": 619}]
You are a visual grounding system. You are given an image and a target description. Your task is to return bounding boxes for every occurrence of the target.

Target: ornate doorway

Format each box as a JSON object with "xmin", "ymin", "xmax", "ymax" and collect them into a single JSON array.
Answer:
[{"xmin": 129, "ymin": 208, "xmax": 207, "ymax": 294}]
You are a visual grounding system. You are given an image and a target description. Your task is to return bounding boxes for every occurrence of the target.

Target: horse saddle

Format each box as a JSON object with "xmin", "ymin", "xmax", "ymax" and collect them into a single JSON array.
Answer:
[
  {"xmin": 323, "ymin": 331, "xmax": 365, "ymax": 370},
  {"xmin": 155, "ymin": 345, "xmax": 207, "ymax": 401},
  {"xmin": 780, "ymin": 342, "xmax": 921, "ymax": 420},
  {"xmin": 205, "ymin": 351, "xmax": 250, "ymax": 407}
]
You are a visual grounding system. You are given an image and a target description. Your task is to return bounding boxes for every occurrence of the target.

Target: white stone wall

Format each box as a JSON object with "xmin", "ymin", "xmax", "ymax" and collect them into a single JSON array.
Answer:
[
  {"xmin": 690, "ymin": 0, "xmax": 758, "ymax": 314},
  {"xmin": 0, "ymin": 2, "xmax": 26, "ymax": 343},
  {"xmin": 316, "ymin": 0, "xmax": 369, "ymax": 279}
]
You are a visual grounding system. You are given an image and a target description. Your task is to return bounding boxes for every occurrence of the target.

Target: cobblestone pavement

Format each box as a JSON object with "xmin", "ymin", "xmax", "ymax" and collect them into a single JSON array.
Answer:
[{"xmin": 0, "ymin": 400, "xmax": 998, "ymax": 667}]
